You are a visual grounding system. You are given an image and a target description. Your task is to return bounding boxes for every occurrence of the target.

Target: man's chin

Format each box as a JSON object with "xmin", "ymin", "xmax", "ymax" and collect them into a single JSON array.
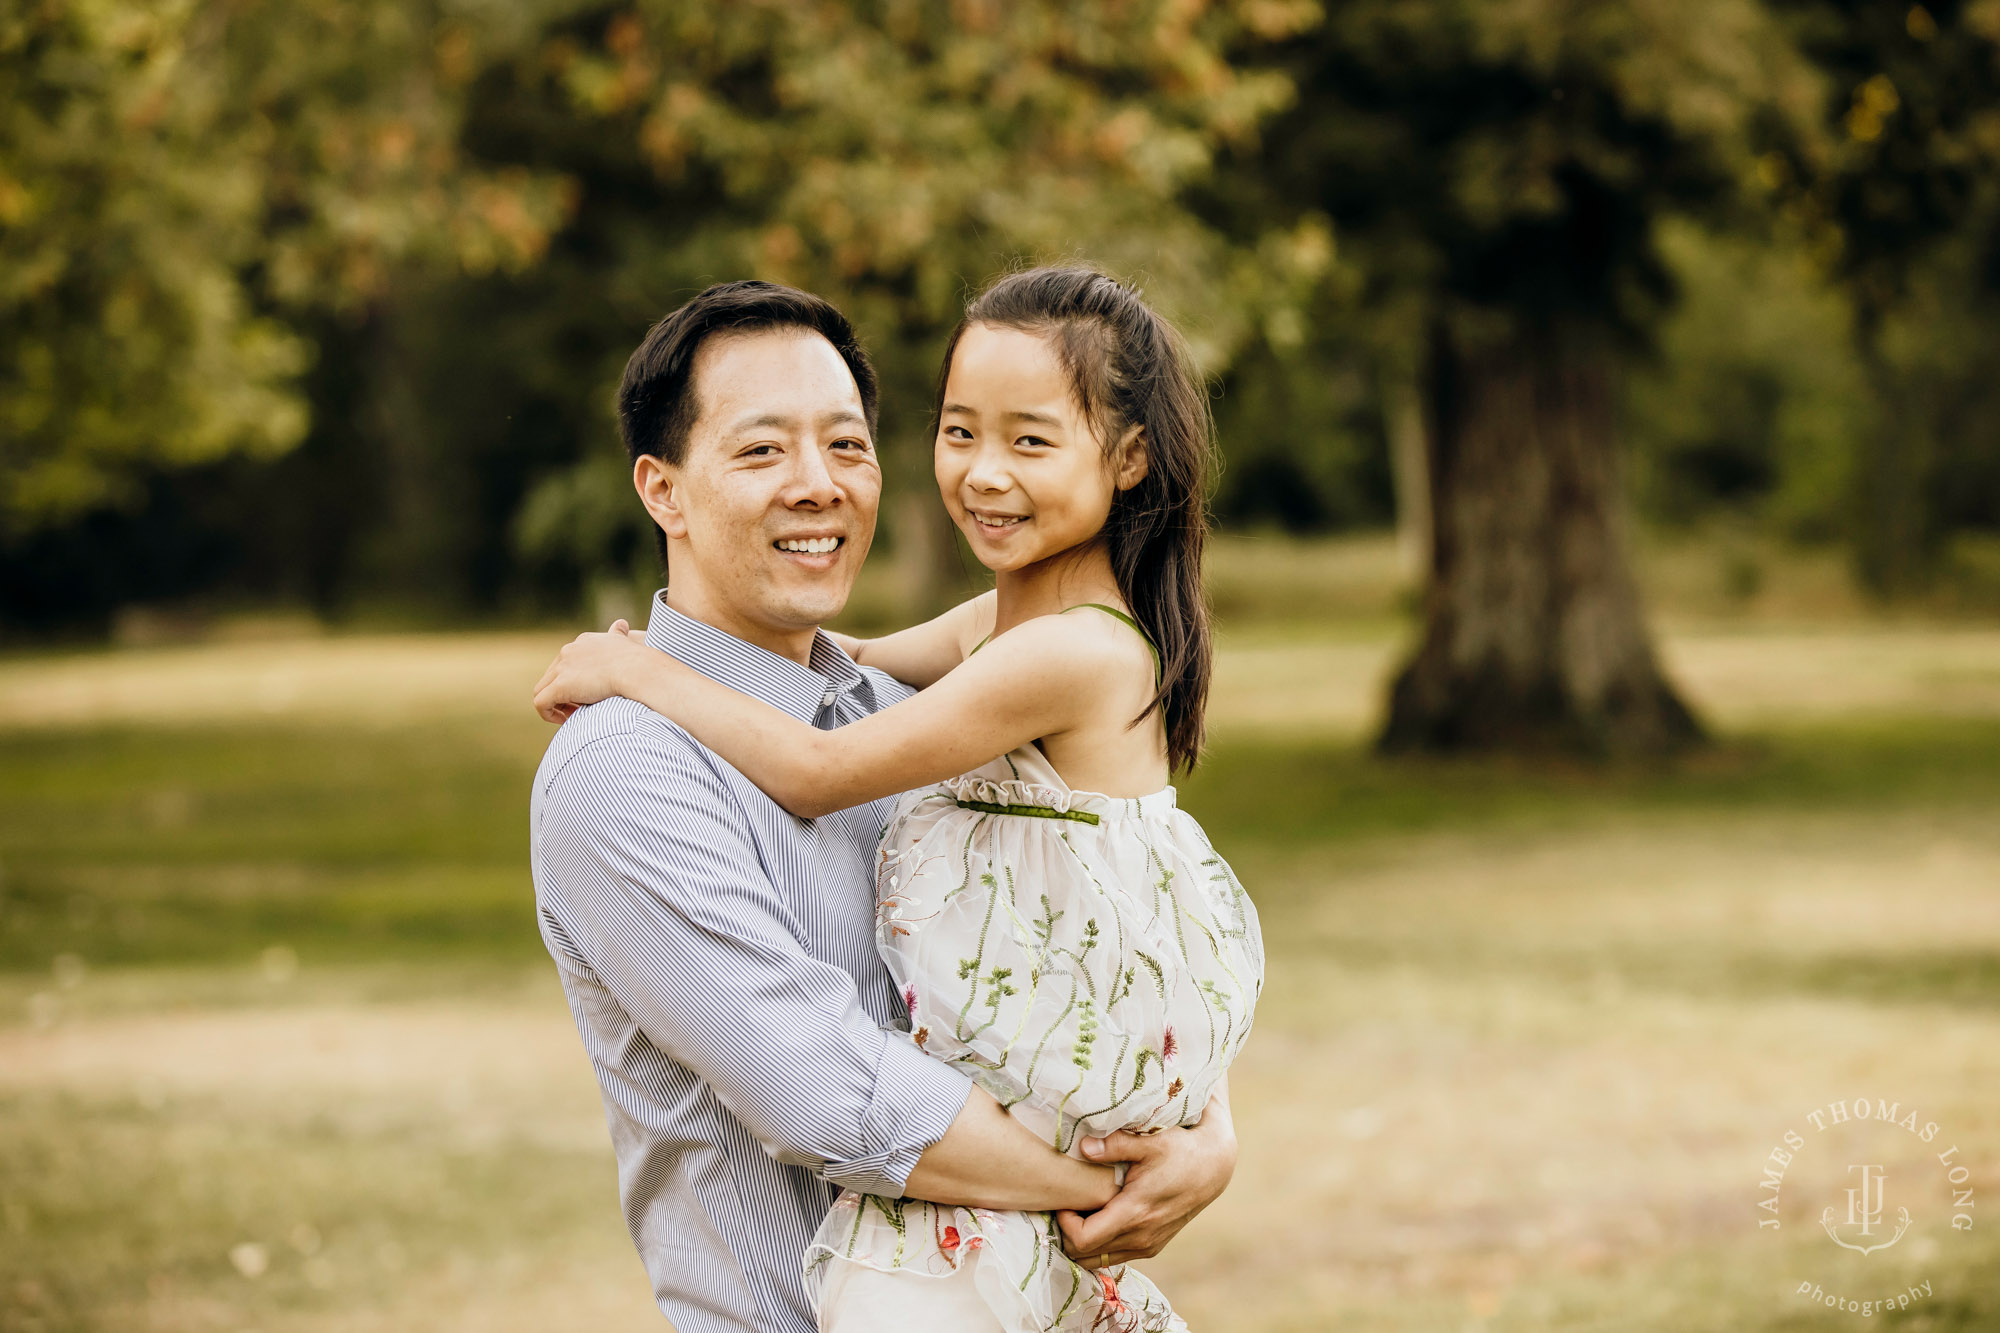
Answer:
[{"xmin": 767, "ymin": 580, "xmax": 854, "ymax": 632}]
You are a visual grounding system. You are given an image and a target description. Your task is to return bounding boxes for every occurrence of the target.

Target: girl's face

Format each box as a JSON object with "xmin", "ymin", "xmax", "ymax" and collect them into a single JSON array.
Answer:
[{"xmin": 934, "ymin": 323, "xmax": 1147, "ymax": 574}]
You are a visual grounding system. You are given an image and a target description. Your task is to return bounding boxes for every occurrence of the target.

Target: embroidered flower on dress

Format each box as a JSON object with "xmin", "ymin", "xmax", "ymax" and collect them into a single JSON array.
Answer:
[
  {"xmin": 902, "ymin": 984, "xmax": 918, "ymax": 1015},
  {"xmin": 1161, "ymin": 1026, "xmax": 1177, "ymax": 1062}
]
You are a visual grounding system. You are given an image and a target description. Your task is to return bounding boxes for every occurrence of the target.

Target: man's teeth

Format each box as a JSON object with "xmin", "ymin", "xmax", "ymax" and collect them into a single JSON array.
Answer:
[
  {"xmin": 974, "ymin": 514, "xmax": 1026, "ymax": 528},
  {"xmin": 777, "ymin": 537, "xmax": 841, "ymax": 554}
]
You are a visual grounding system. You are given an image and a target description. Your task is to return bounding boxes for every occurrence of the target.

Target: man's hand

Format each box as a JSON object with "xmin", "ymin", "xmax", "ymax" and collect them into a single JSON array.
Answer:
[{"xmin": 1055, "ymin": 1084, "xmax": 1237, "ymax": 1270}]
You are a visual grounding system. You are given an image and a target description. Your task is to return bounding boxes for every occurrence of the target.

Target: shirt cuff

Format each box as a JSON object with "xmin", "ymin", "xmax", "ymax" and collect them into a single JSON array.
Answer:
[{"xmin": 821, "ymin": 1033, "xmax": 973, "ymax": 1197}]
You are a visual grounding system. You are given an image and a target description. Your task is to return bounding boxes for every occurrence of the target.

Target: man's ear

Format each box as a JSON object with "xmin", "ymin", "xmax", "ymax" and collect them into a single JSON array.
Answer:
[
  {"xmin": 634, "ymin": 455, "xmax": 688, "ymax": 540},
  {"xmin": 1112, "ymin": 425, "xmax": 1149, "ymax": 492}
]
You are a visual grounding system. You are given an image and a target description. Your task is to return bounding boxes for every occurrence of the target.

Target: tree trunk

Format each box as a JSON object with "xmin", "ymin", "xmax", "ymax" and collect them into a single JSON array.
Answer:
[
  {"xmin": 892, "ymin": 456, "xmax": 981, "ymax": 618},
  {"xmin": 1383, "ymin": 368, "xmax": 1432, "ymax": 594},
  {"xmin": 1851, "ymin": 334, "xmax": 1936, "ymax": 596},
  {"xmin": 1380, "ymin": 320, "xmax": 1702, "ymax": 755}
]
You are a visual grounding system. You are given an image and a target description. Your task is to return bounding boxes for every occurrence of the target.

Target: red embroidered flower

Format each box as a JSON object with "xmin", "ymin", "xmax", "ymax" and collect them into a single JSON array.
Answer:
[
  {"xmin": 902, "ymin": 984, "xmax": 918, "ymax": 1014},
  {"xmin": 941, "ymin": 1225, "xmax": 960, "ymax": 1252},
  {"xmin": 1161, "ymin": 1026, "xmax": 1177, "ymax": 1061}
]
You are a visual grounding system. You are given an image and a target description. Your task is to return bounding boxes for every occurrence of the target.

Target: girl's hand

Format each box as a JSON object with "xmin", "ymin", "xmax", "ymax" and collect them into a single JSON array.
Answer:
[{"xmin": 533, "ymin": 619, "xmax": 655, "ymax": 723}]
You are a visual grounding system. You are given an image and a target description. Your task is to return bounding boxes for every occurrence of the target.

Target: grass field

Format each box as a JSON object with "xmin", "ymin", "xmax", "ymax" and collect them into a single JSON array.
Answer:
[{"xmin": 4, "ymin": 538, "xmax": 1998, "ymax": 1333}]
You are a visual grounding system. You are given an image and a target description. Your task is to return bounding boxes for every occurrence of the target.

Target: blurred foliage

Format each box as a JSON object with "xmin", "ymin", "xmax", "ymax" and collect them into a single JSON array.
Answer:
[
  {"xmin": 1221, "ymin": 0, "xmax": 1820, "ymax": 335},
  {"xmin": 2, "ymin": 0, "xmax": 1999, "ymax": 631},
  {"xmin": 1623, "ymin": 219, "xmax": 1873, "ymax": 537},
  {"xmin": 1201, "ymin": 0, "xmax": 1826, "ymax": 559},
  {"xmin": 0, "ymin": 0, "xmax": 572, "ymax": 538},
  {"xmin": 492, "ymin": 0, "xmax": 1329, "ymax": 594},
  {"xmin": 1762, "ymin": 0, "xmax": 2000, "ymax": 589}
]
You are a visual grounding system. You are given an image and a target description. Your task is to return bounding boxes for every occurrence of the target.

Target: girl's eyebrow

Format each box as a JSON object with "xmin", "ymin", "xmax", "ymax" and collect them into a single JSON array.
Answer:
[
  {"xmin": 940, "ymin": 403, "xmax": 1062, "ymax": 428},
  {"xmin": 1003, "ymin": 408, "xmax": 1063, "ymax": 427}
]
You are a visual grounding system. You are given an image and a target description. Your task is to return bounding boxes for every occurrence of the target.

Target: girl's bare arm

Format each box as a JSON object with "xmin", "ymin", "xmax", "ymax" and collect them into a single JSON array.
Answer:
[
  {"xmin": 533, "ymin": 609, "xmax": 1123, "ymax": 818},
  {"xmin": 826, "ymin": 590, "xmax": 994, "ymax": 689}
]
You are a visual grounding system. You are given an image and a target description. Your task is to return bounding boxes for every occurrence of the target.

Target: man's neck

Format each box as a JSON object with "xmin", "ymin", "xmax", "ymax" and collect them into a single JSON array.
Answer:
[{"xmin": 662, "ymin": 585, "xmax": 819, "ymax": 667}]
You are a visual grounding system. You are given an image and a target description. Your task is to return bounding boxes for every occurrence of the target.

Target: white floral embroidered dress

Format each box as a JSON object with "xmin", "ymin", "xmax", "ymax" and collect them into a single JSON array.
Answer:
[{"xmin": 805, "ymin": 721, "xmax": 1264, "ymax": 1332}]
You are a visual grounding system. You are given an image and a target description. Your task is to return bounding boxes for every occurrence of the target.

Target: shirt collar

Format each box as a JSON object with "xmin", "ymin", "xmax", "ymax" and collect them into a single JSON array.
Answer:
[{"xmin": 642, "ymin": 590, "xmax": 873, "ymax": 725}]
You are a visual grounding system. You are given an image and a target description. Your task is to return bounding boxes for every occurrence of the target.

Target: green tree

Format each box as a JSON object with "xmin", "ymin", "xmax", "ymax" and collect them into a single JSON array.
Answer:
[
  {"xmin": 1219, "ymin": 1, "xmax": 1822, "ymax": 753},
  {"xmin": 503, "ymin": 0, "xmax": 1326, "ymax": 612},
  {"xmin": 1766, "ymin": 0, "xmax": 2000, "ymax": 592},
  {"xmin": 1621, "ymin": 218, "xmax": 1874, "ymax": 542},
  {"xmin": 0, "ymin": 0, "xmax": 570, "ymax": 538}
]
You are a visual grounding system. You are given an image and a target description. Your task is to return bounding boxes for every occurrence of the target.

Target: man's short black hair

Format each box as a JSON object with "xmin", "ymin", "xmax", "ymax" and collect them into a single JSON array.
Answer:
[{"xmin": 617, "ymin": 280, "xmax": 880, "ymax": 467}]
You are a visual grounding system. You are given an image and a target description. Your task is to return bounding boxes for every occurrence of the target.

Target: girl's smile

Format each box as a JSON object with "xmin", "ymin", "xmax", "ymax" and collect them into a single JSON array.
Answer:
[{"xmin": 934, "ymin": 324, "xmax": 1145, "ymax": 575}]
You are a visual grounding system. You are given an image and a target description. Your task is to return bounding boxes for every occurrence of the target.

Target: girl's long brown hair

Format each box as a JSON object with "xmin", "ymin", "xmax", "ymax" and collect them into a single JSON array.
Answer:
[{"xmin": 937, "ymin": 266, "xmax": 1215, "ymax": 772}]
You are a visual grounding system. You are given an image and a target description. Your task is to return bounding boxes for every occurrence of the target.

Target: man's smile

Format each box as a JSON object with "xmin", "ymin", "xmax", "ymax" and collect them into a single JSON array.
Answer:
[
  {"xmin": 772, "ymin": 533, "xmax": 847, "ymax": 568},
  {"xmin": 775, "ymin": 535, "xmax": 844, "ymax": 553}
]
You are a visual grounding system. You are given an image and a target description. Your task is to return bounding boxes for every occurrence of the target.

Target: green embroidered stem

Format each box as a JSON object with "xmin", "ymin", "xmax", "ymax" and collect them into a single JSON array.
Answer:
[{"xmin": 953, "ymin": 797, "xmax": 1100, "ymax": 825}]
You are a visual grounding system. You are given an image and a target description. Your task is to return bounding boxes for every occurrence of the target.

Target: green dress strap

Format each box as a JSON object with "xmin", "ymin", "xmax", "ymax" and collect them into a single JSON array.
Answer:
[
  {"xmin": 1061, "ymin": 602, "xmax": 1161, "ymax": 683},
  {"xmin": 966, "ymin": 603, "xmax": 1160, "ymax": 682}
]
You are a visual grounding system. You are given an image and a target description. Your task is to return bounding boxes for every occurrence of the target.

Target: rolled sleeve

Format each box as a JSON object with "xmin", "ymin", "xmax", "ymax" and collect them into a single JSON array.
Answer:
[
  {"xmin": 828, "ymin": 1029, "xmax": 973, "ymax": 1195},
  {"xmin": 538, "ymin": 724, "xmax": 970, "ymax": 1188}
]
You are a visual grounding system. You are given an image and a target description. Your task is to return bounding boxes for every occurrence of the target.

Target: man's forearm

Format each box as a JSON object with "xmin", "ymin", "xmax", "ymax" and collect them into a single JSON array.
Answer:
[{"xmin": 903, "ymin": 1086, "xmax": 1119, "ymax": 1212}]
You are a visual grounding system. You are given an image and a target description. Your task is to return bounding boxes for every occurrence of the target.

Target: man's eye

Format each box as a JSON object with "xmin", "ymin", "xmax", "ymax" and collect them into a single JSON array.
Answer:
[
  {"xmin": 744, "ymin": 444, "xmax": 779, "ymax": 457},
  {"xmin": 833, "ymin": 437, "xmax": 870, "ymax": 451}
]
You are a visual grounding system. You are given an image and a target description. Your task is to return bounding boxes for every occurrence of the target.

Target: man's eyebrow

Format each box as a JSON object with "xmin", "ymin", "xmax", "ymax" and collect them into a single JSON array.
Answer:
[
  {"xmin": 724, "ymin": 411, "xmax": 796, "ymax": 435},
  {"xmin": 820, "ymin": 408, "xmax": 867, "ymax": 429}
]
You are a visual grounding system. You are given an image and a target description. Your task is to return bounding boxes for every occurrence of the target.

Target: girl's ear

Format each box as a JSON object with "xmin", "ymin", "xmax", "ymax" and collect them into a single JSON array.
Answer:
[
  {"xmin": 634, "ymin": 455, "xmax": 689, "ymax": 540},
  {"xmin": 1112, "ymin": 424, "xmax": 1150, "ymax": 491}
]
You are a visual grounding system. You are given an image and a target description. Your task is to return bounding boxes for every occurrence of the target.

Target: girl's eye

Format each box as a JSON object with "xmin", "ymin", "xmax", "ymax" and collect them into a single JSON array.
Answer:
[
  {"xmin": 943, "ymin": 426, "xmax": 972, "ymax": 442},
  {"xmin": 1017, "ymin": 436, "xmax": 1052, "ymax": 449}
]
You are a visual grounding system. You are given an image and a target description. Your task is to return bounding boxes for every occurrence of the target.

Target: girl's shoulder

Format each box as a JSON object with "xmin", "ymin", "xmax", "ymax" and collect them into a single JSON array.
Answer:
[
  {"xmin": 968, "ymin": 600, "xmax": 1156, "ymax": 700},
  {"xmin": 956, "ymin": 589, "xmax": 999, "ymax": 659},
  {"xmin": 1056, "ymin": 601, "xmax": 1159, "ymax": 681}
]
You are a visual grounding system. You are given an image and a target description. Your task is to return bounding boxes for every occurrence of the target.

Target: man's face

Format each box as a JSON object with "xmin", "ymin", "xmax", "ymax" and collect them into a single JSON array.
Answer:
[{"xmin": 639, "ymin": 328, "xmax": 879, "ymax": 653}]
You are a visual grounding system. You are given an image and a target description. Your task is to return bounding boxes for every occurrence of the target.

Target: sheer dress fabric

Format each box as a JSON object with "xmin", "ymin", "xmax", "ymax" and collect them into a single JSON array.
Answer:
[{"xmin": 806, "ymin": 741, "xmax": 1263, "ymax": 1332}]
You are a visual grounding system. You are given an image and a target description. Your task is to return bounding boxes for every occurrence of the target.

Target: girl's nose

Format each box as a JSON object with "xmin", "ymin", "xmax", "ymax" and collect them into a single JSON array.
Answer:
[{"xmin": 963, "ymin": 443, "xmax": 1013, "ymax": 494}]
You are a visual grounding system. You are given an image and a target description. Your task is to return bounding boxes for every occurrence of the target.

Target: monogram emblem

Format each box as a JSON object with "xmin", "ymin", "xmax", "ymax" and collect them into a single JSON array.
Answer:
[{"xmin": 1819, "ymin": 1164, "xmax": 1912, "ymax": 1256}]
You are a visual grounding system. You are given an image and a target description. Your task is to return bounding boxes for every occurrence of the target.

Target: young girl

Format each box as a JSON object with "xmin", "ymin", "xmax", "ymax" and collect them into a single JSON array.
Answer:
[{"xmin": 534, "ymin": 267, "xmax": 1262, "ymax": 1332}]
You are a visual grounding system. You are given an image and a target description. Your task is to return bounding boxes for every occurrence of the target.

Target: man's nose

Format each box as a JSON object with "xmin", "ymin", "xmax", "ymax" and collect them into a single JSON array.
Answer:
[{"xmin": 783, "ymin": 443, "xmax": 841, "ymax": 508}]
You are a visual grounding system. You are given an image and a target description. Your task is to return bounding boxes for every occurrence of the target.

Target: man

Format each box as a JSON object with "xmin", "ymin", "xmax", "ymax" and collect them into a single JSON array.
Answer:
[{"xmin": 530, "ymin": 281, "xmax": 1236, "ymax": 1332}]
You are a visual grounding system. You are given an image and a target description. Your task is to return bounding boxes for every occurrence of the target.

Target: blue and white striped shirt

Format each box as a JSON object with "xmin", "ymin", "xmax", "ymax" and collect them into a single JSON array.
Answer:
[{"xmin": 530, "ymin": 593, "xmax": 973, "ymax": 1332}]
